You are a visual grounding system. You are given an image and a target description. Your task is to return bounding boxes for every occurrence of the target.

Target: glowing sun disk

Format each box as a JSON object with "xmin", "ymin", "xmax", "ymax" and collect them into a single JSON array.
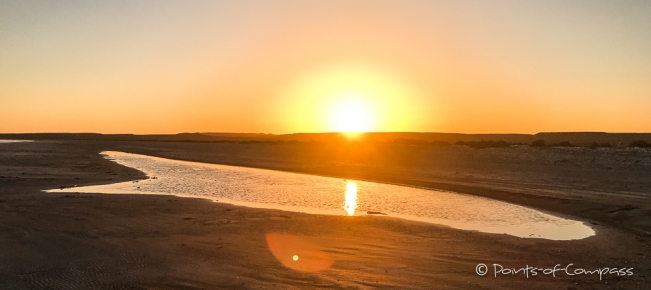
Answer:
[{"xmin": 332, "ymin": 102, "xmax": 372, "ymax": 133}]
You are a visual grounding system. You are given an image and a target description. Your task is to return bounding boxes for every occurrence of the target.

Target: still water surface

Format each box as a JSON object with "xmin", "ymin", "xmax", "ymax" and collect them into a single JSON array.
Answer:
[
  {"xmin": 49, "ymin": 151, "xmax": 594, "ymax": 240},
  {"xmin": 0, "ymin": 140, "xmax": 34, "ymax": 143}
]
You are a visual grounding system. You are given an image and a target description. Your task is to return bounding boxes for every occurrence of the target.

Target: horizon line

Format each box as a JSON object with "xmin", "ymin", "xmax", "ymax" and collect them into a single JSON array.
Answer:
[{"xmin": 3, "ymin": 131, "xmax": 651, "ymax": 135}]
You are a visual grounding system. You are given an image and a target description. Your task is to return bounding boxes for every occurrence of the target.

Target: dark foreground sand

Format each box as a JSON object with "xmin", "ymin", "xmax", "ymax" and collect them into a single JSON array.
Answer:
[{"xmin": 1, "ymin": 140, "xmax": 650, "ymax": 289}]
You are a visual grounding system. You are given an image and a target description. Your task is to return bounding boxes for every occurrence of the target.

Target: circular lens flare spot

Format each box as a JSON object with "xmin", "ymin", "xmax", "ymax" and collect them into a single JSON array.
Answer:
[{"xmin": 265, "ymin": 233, "xmax": 333, "ymax": 272}]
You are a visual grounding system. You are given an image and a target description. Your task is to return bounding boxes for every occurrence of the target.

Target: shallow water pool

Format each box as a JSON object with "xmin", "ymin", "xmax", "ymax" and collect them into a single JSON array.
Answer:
[{"xmin": 48, "ymin": 151, "xmax": 595, "ymax": 240}]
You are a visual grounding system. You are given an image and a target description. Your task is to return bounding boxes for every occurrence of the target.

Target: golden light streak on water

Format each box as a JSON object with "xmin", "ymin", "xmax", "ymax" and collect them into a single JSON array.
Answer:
[{"xmin": 343, "ymin": 182, "xmax": 358, "ymax": 216}]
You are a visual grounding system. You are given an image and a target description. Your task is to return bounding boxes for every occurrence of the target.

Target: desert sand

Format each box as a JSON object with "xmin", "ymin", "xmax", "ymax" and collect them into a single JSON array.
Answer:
[{"xmin": 1, "ymin": 140, "xmax": 650, "ymax": 289}]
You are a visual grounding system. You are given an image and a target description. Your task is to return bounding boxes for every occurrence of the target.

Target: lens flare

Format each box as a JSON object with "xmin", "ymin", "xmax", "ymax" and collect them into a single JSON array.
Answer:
[
  {"xmin": 265, "ymin": 233, "xmax": 333, "ymax": 272},
  {"xmin": 343, "ymin": 182, "xmax": 358, "ymax": 216}
]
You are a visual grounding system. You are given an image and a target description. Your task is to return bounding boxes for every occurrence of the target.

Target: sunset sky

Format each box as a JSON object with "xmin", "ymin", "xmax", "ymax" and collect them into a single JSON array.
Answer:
[{"xmin": 1, "ymin": 0, "xmax": 650, "ymax": 134}]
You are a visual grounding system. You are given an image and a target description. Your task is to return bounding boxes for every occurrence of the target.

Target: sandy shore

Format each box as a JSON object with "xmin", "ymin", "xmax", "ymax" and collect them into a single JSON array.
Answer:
[{"xmin": 1, "ymin": 140, "xmax": 650, "ymax": 289}]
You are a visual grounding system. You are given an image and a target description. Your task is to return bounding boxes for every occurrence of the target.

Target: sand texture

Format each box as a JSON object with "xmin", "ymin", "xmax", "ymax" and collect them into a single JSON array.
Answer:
[{"xmin": 1, "ymin": 140, "xmax": 650, "ymax": 289}]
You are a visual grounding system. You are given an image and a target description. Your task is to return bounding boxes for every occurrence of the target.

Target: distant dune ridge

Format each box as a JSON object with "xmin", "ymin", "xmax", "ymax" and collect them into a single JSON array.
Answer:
[{"xmin": 1, "ymin": 132, "xmax": 651, "ymax": 147}]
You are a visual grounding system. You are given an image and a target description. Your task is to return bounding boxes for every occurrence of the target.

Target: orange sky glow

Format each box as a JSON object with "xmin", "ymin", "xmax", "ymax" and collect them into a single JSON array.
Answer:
[{"xmin": 1, "ymin": 0, "xmax": 650, "ymax": 134}]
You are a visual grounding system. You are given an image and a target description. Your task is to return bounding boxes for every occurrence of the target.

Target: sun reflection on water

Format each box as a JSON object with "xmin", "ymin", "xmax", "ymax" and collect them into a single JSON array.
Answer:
[{"xmin": 343, "ymin": 182, "xmax": 358, "ymax": 216}]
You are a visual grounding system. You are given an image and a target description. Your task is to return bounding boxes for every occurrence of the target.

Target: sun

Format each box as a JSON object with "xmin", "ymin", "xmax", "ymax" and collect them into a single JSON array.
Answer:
[
  {"xmin": 331, "ymin": 99, "xmax": 372, "ymax": 133},
  {"xmin": 280, "ymin": 62, "xmax": 427, "ymax": 133}
]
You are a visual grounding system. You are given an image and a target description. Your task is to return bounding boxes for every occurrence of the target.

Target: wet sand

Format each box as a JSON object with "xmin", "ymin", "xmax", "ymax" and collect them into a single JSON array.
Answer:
[{"xmin": 1, "ymin": 140, "xmax": 650, "ymax": 289}]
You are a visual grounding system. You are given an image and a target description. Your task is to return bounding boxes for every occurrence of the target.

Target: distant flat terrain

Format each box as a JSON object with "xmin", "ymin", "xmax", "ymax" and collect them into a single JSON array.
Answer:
[{"xmin": 2, "ymin": 131, "xmax": 651, "ymax": 146}]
